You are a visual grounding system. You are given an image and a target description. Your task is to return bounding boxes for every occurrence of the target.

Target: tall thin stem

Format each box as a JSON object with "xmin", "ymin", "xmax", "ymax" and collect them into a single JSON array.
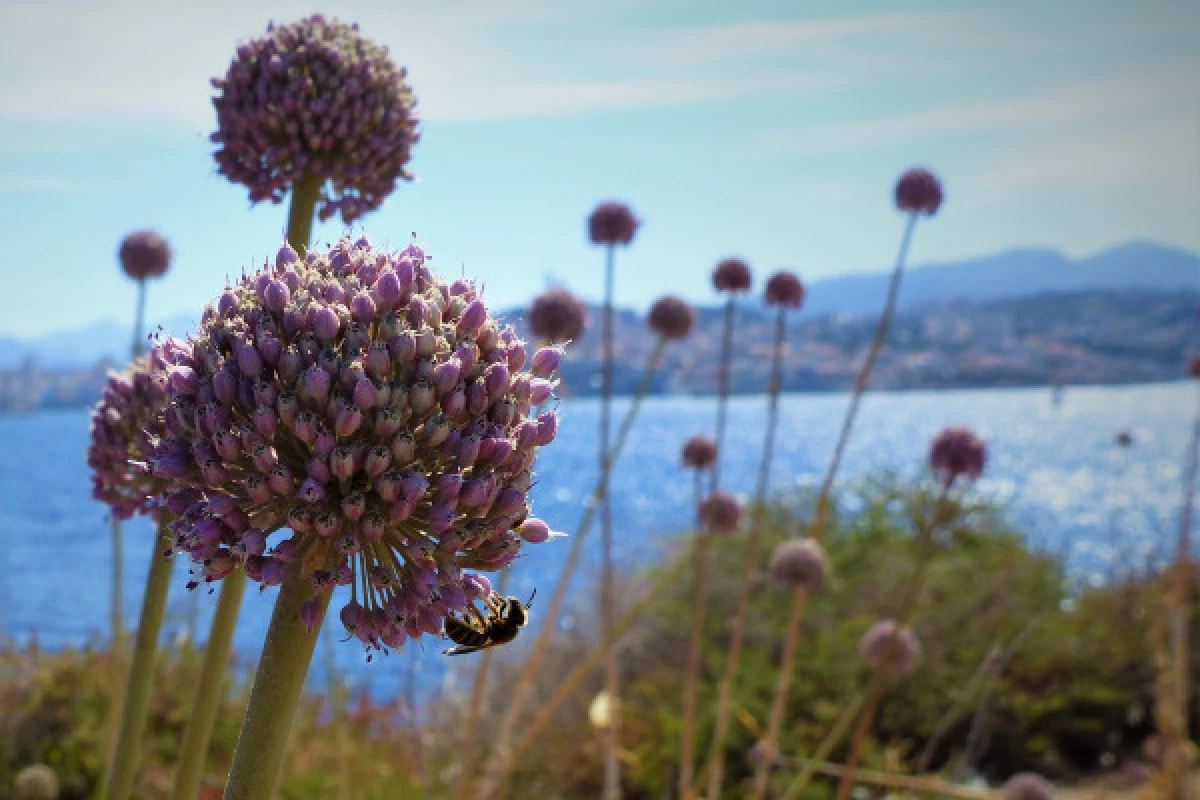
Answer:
[
  {"xmin": 171, "ymin": 570, "xmax": 247, "ymax": 800},
  {"xmin": 834, "ymin": 488, "xmax": 945, "ymax": 800},
  {"xmin": 475, "ymin": 340, "xmax": 669, "ymax": 800},
  {"xmin": 132, "ymin": 278, "xmax": 147, "ymax": 358},
  {"xmin": 600, "ymin": 243, "xmax": 621, "ymax": 800},
  {"xmin": 104, "ymin": 515, "xmax": 128, "ymax": 785},
  {"xmin": 778, "ymin": 692, "xmax": 865, "ymax": 800},
  {"xmin": 702, "ymin": 304, "xmax": 787, "ymax": 799},
  {"xmin": 713, "ymin": 296, "xmax": 737, "ymax": 489},
  {"xmin": 105, "ymin": 528, "xmax": 174, "ymax": 800},
  {"xmin": 751, "ymin": 587, "xmax": 808, "ymax": 800},
  {"xmin": 223, "ymin": 566, "xmax": 329, "ymax": 799},
  {"xmin": 680, "ymin": 469, "xmax": 711, "ymax": 798}
]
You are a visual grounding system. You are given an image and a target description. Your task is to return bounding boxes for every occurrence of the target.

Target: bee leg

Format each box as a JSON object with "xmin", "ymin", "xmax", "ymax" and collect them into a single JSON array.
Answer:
[{"xmin": 466, "ymin": 604, "xmax": 489, "ymax": 629}]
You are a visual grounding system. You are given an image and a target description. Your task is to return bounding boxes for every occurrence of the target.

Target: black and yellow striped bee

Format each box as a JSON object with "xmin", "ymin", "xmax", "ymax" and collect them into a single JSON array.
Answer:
[{"xmin": 442, "ymin": 589, "xmax": 536, "ymax": 656}]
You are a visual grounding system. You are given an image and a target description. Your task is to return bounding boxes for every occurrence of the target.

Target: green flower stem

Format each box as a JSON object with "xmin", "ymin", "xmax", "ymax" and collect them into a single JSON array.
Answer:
[
  {"xmin": 599, "ymin": 242, "xmax": 621, "ymax": 800},
  {"xmin": 286, "ymin": 172, "xmax": 322, "ymax": 255},
  {"xmin": 104, "ymin": 515, "xmax": 128, "ymax": 786},
  {"xmin": 750, "ymin": 587, "xmax": 809, "ymax": 800},
  {"xmin": 105, "ymin": 528, "xmax": 174, "ymax": 800},
  {"xmin": 474, "ymin": 338, "xmax": 669, "ymax": 800},
  {"xmin": 778, "ymin": 692, "xmax": 865, "ymax": 800},
  {"xmin": 170, "ymin": 569, "xmax": 247, "ymax": 800},
  {"xmin": 132, "ymin": 278, "xmax": 148, "ymax": 358},
  {"xmin": 678, "ymin": 471, "xmax": 707, "ymax": 798},
  {"xmin": 223, "ymin": 566, "xmax": 329, "ymax": 800}
]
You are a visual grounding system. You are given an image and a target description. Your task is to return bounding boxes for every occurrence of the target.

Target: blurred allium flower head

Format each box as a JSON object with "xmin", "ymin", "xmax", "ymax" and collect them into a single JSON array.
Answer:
[
  {"xmin": 765, "ymin": 271, "xmax": 805, "ymax": 309},
  {"xmin": 699, "ymin": 490, "xmax": 743, "ymax": 534},
  {"xmin": 15, "ymin": 765, "xmax": 59, "ymax": 800},
  {"xmin": 587, "ymin": 201, "xmax": 639, "ymax": 246},
  {"xmin": 148, "ymin": 235, "xmax": 559, "ymax": 653},
  {"xmin": 929, "ymin": 426, "xmax": 987, "ymax": 486},
  {"xmin": 119, "ymin": 230, "xmax": 172, "ymax": 281},
  {"xmin": 647, "ymin": 295, "xmax": 696, "ymax": 340},
  {"xmin": 1002, "ymin": 772, "xmax": 1055, "ymax": 800},
  {"xmin": 211, "ymin": 15, "xmax": 420, "ymax": 224},
  {"xmin": 895, "ymin": 167, "xmax": 944, "ymax": 215},
  {"xmin": 859, "ymin": 619, "xmax": 921, "ymax": 678},
  {"xmin": 88, "ymin": 343, "xmax": 178, "ymax": 519},
  {"xmin": 767, "ymin": 538, "xmax": 827, "ymax": 593},
  {"xmin": 1189, "ymin": 356, "xmax": 1200, "ymax": 378},
  {"xmin": 712, "ymin": 258, "xmax": 753, "ymax": 293},
  {"xmin": 681, "ymin": 434, "xmax": 718, "ymax": 470},
  {"xmin": 528, "ymin": 287, "xmax": 588, "ymax": 344}
]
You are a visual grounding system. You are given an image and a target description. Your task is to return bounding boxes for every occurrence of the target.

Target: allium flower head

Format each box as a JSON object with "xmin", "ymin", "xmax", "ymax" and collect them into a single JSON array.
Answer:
[
  {"xmin": 89, "ymin": 343, "xmax": 179, "ymax": 519},
  {"xmin": 1189, "ymin": 356, "xmax": 1200, "ymax": 379},
  {"xmin": 765, "ymin": 271, "xmax": 805, "ymax": 308},
  {"xmin": 587, "ymin": 202, "xmax": 639, "ymax": 246},
  {"xmin": 767, "ymin": 538, "xmax": 827, "ymax": 594},
  {"xmin": 712, "ymin": 258, "xmax": 752, "ymax": 293},
  {"xmin": 681, "ymin": 434, "xmax": 718, "ymax": 470},
  {"xmin": 860, "ymin": 619, "xmax": 921, "ymax": 678},
  {"xmin": 1002, "ymin": 773, "xmax": 1055, "ymax": 800},
  {"xmin": 895, "ymin": 167, "xmax": 943, "ymax": 215},
  {"xmin": 528, "ymin": 287, "xmax": 588, "ymax": 344},
  {"xmin": 15, "ymin": 765, "xmax": 59, "ymax": 800},
  {"xmin": 149, "ymin": 235, "xmax": 559, "ymax": 653},
  {"xmin": 211, "ymin": 15, "xmax": 420, "ymax": 224},
  {"xmin": 119, "ymin": 230, "xmax": 172, "ymax": 281},
  {"xmin": 699, "ymin": 490, "xmax": 743, "ymax": 534},
  {"xmin": 929, "ymin": 426, "xmax": 987, "ymax": 486},
  {"xmin": 647, "ymin": 295, "xmax": 696, "ymax": 340}
]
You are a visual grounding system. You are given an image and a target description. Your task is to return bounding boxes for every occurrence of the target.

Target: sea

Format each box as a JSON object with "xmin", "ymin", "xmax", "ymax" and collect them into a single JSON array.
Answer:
[{"xmin": 0, "ymin": 382, "xmax": 1193, "ymax": 700}]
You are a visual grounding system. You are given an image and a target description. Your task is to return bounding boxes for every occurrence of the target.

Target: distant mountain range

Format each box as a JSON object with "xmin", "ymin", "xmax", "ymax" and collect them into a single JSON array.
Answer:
[{"xmin": 1, "ymin": 240, "xmax": 1195, "ymax": 369}]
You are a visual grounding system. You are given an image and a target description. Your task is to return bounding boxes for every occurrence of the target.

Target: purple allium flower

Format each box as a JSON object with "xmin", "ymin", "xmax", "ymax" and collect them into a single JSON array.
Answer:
[
  {"xmin": 150, "ymin": 235, "xmax": 557, "ymax": 653},
  {"xmin": 699, "ymin": 490, "xmax": 743, "ymax": 534},
  {"xmin": 1189, "ymin": 356, "xmax": 1200, "ymax": 379},
  {"xmin": 1115, "ymin": 430, "xmax": 1134, "ymax": 448},
  {"xmin": 1002, "ymin": 773, "xmax": 1056, "ymax": 800},
  {"xmin": 88, "ymin": 343, "xmax": 178, "ymax": 519},
  {"xmin": 895, "ymin": 167, "xmax": 943, "ymax": 215},
  {"xmin": 587, "ymin": 201, "xmax": 639, "ymax": 246},
  {"xmin": 859, "ymin": 619, "xmax": 921, "ymax": 679},
  {"xmin": 712, "ymin": 258, "xmax": 752, "ymax": 293},
  {"xmin": 765, "ymin": 271, "xmax": 805, "ymax": 309},
  {"xmin": 767, "ymin": 539, "xmax": 827, "ymax": 594},
  {"xmin": 647, "ymin": 295, "xmax": 696, "ymax": 340},
  {"xmin": 119, "ymin": 230, "xmax": 172, "ymax": 281},
  {"xmin": 528, "ymin": 287, "xmax": 588, "ymax": 344},
  {"xmin": 210, "ymin": 16, "xmax": 420, "ymax": 224},
  {"xmin": 929, "ymin": 426, "xmax": 987, "ymax": 486},
  {"xmin": 681, "ymin": 435, "xmax": 718, "ymax": 470}
]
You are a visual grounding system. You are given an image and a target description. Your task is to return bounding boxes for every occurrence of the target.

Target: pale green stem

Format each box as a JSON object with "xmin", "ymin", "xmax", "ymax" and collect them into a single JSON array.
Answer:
[
  {"xmin": 104, "ymin": 515, "xmax": 128, "ymax": 788},
  {"xmin": 679, "ymin": 472, "xmax": 708, "ymax": 798},
  {"xmin": 105, "ymin": 528, "xmax": 174, "ymax": 800},
  {"xmin": 170, "ymin": 569, "xmax": 247, "ymax": 800},
  {"xmin": 600, "ymin": 243, "xmax": 621, "ymax": 800},
  {"xmin": 751, "ymin": 587, "xmax": 809, "ymax": 800},
  {"xmin": 286, "ymin": 172, "xmax": 322, "ymax": 255},
  {"xmin": 223, "ymin": 568, "xmax": 329, "ymax": 799},
  {"xmin": 474, "ymin": 339, "xmax": 669, "ymax": 800}
]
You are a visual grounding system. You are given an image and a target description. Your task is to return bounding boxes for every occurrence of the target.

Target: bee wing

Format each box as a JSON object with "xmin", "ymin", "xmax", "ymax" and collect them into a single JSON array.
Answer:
[{"xmin": 442, "ymin": 643, "xmax": 487, "ymax": 656}]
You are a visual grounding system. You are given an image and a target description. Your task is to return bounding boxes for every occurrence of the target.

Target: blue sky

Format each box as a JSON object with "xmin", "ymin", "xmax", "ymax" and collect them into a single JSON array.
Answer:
[{"xmin": 0, "ymin": 0, "xmax": 1197, "ymax": 338}]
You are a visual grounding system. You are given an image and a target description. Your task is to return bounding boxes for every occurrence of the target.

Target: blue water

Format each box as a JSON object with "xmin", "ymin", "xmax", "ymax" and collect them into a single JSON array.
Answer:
[{"xmin": 0, "ymin": 383, "xmax": 1193, "ymax": 699}]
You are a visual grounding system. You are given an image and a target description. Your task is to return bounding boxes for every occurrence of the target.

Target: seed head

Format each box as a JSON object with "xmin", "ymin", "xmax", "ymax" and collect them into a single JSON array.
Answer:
[
  {"xmin": 765, "ymin": 271, "xmax": 805, "ymax": 308},
  {"xmin": 149, "ymin": 235, "xmax": 558, "ymax": 653},
  {"xmin": 681, "ymin": 435, "xmax": 718, "ymax": 470},
  {"xmin": 88, "ymin": 343, "xmax": 179, "ymax": 519},
  {"xmin": 587, "ymin": 201, "xmax": 639, "ymax": 246},
  {"xmin": 15, "ymin": 765, "xmax": 59, "ymax": 800},
  {"xmin": 211, "ymin": 15, "xmax": 420, "ymax": 224},
  {"xmin": 528, "ymin": 287, "xmax": 588, "ymax": 344},
  {"xmin": 119, "ymin": 230, "xmax": 172, "ymax": 281},
  {"xmin": 895, "ymin": 167, "xmax": 943, "ymax": 215},
  {"xmin": 1002, "ymin": 773, "xmax": 1056, "ymax": 800},
  {"xmin": 647, "ymin": 295, "xmax": 696, "ymax": 340},
  {"xmin": 712, "ymin": 258, "xmax": 752, "ymax": 293},
  {"xmin": 929, "ymin": 426, "xmax": 987, "ymax": 486},
  {"xmin": 767, "ymin": 538, "xmax": 827, "ymax": 594},
  {"xmin": 699, "ymin": 490, "xmax": 743, "ymax": 534},
  {"xmin": 859, "ymin": 619, "xmax": 921, "ymax": 679}
]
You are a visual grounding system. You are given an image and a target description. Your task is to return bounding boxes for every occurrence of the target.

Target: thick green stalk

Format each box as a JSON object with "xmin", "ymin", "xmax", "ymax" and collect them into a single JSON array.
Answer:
[
  {"xmin": 105, "ymin": 529, "xmax": 174, "ymax": 800},
  {"xmin": 285, "ymin": 172, "xmax": 322, "ymax": 255},
  {"xmin": 223, "ymin": 568, "xmax": 329, "ymax": 799},
  {"xmin": 170, "ymin": 569, "xmax": 247, "ymax": 800}
]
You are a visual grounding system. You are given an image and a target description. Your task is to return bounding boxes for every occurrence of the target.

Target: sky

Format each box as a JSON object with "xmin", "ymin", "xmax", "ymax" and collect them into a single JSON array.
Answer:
[{"xmin": 0, "ymin": 0, "xmax": 1197, "ymax": 338}]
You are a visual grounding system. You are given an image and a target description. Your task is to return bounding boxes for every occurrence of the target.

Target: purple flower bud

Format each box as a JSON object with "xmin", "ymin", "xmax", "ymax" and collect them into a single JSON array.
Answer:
[
  {"xmin": 213, "ymin": 367, "xmax": 238, "ymax": 405},
  {"xmin": 530, "ymin": 347, "xmax": 562, "ymax": 377},
  {"xmin": 335, "ymin": 404, "xmax": 363, "ymax": 437},
  {"xmin": 536, "ymin": 412, "xmax": 558, "ymax": 446},
  {"xmin": 168, "ymin": 365, "xmax": 198, "ymax": 396},
  {"xmin": 353, "ymin": 378, "xmax": 381, "ymax": 410},
  {"xmin": 457, "ymin": 299, "xmax": 487, "ymax": 335},
  {"xmin": 518, "ymin": 518, "xmax": 552, "ymax": 544},
  {"xmin": 268, "ymin": 464, "xmax": 294, "ymax": 495},
  {"xmin": 341, "ymin": 491, "xmax": 366, "ymax": 521},
  {"xmin": 261, "ymin": 558, "xmax": 287, "ymax": 586},
  {"xmin": 362, "ymin": 510, "xmax": 386, "ymax": 542},
  {"xmin": 493, "ymin": 487, "xmax": 526, "ymax": 517},
  {"xmin": 390, "ymin": 331, "xmax": 417, "ymax": 365},
  {"xmin": 529, "ymin": 378, "xmax": 554, "ymax": 406},
  {"xmin": 457, "ymin": 434, "xmax": 481, "ymax": 467},
  {"xmin": 264, "ymin": 279, "xmax": 291, "ymax": 313},
  {"xmin": 236, "ymin": 340, "xmax": 263, "ymax": 376},
  {"xmin": 314, "ymin": 510, "xmax": 339, "ymax": 538},
  {"xmin": 389, "ymin": 497, "xmax": 416, "ymax": 522},
  {"xmin": 245, "ymin": 474, "xmax": 272, "ymax": 504},
  {"xmin": 298, "ymin": 477, "xmax": 325, "ymax": 504},
  {"xmin": 391, "ymin": 432, "xmax": 416, "ymax": 464},
  {"xmin": 433, "ymin": 360, "xmax": 461, "ymax": 394},
  {"xmin": 351, "ymin": 291, "xmax": 376, "ymax": 323},
  {"xmin": 330, "ymin": 446, "xmax": 356, "ymax": 481},
  {"xmin": 313, "ymin": 305, "xmax": 340, "ymax": 341},
  {"xmin": 277, "ymin": 241, "xmax": 299, "ymax": 268},
  {"xmin": 253, "ymin": 405, "xmax": 278, "ymax": 437}
]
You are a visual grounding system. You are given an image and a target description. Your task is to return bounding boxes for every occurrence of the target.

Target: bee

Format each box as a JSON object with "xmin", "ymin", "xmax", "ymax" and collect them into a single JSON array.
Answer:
[{"xmin": 442, "ymin": 589, "xmax": 536, "ymax": 656}]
